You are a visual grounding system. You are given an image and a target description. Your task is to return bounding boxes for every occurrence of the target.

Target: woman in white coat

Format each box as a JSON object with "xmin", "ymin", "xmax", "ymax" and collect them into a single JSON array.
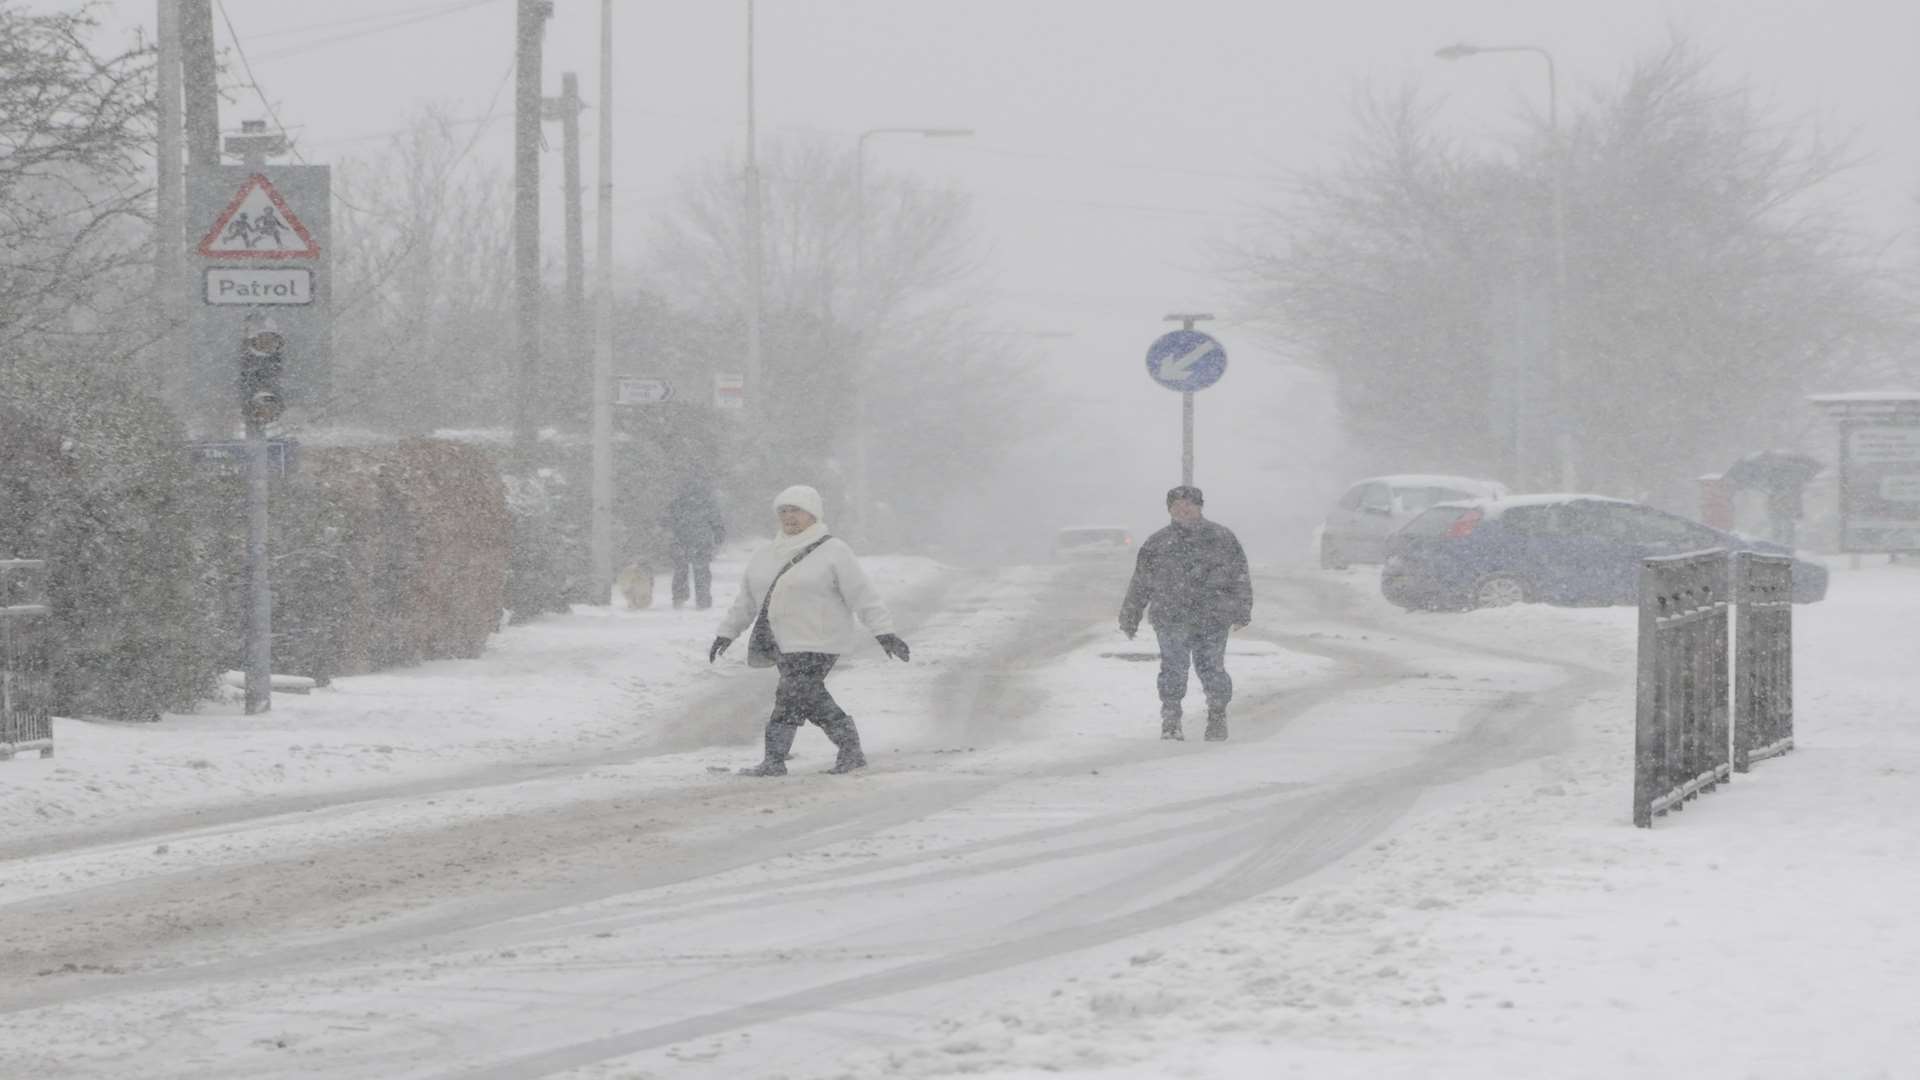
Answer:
[{"xmin": 708, "ymin": 485, "xmax": 910, "ymax": 776}]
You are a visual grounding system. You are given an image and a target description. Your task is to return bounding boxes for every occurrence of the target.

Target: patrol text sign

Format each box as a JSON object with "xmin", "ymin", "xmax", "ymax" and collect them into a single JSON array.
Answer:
[{"xmin": 205, "ymin": 268, "xmax": 313, "ymax": 305}]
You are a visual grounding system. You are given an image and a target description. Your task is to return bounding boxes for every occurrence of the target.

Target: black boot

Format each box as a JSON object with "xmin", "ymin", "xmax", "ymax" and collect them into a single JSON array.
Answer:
[
  {"xmin": 1204, "ymin": 708, "xmax": 1229, "ymax": 742},
  {"xmin": 820, "ymin": 713, "xmax": 868, "ymax": 774},
  {"xmin": 739, "ymin": 722, "xmax": 798, "ymax": 777},
  {"xmin": 1160, "ymin": 705, "xmax": 1184, "ymax": 741}
]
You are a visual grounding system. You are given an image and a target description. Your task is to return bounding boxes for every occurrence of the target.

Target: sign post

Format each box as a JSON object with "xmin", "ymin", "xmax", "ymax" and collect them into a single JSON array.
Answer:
[
  {"xmin": 1146, "ymin": 314, "xmax": 1227, "ymax": 485},
  {"xmin": 1812, "ymin": 393, "xmax": 1920, "ymax": 555},
  {"xmin": 188, "ymin": 130, "xmax": 331, "ymax": 715}
]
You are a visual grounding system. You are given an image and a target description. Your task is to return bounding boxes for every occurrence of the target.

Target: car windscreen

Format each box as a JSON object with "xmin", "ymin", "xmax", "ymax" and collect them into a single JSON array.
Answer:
[
  {"xmin": 1396, "ymin": 487, "xmax": 1474, "ymax": 513},
  {"xmin": 1399, "ymin": 506, "xmax": 1473, "ymax": 536}
]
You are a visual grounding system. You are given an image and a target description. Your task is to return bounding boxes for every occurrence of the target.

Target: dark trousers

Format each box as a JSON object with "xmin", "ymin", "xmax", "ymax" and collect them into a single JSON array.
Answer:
[
  {"xmin": 771, "ymin": 652, "xmax": 842, "ymax": 729},
  {"xmin": 1154, "ymin": 622, "xmax": 1232, "ymax": 717},
  {"xmin": 670, "ymin": 542, "xmax": 713, "ymax": 608}
]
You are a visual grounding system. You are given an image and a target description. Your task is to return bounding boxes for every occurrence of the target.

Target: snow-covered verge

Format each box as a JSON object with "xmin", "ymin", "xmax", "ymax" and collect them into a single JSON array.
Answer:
[
  {"xmin": 0, "ymin": 552, "xmax": 950, "ymax": 843},
  {"xmin": 811, "ymin": 563, "xmax": 1920, "ymax": 1080}
]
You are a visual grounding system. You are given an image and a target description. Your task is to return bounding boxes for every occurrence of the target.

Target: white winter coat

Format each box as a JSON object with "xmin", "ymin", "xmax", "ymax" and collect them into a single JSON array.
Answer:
[{"xmin": 716, "ymin": 524, "xmax": 896, "ymax": 655}]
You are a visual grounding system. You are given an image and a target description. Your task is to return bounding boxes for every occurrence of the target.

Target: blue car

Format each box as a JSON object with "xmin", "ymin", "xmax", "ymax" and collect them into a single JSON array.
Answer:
[{"xmin": 1381, "ymin": 494, "xmax": 1829, "ymax": 611}]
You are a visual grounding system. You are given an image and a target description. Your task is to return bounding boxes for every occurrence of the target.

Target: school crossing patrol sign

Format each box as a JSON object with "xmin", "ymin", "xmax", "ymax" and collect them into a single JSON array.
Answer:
[{"xmin": 188, "ymin": 165, "xmax": 332, "ymax": 414}]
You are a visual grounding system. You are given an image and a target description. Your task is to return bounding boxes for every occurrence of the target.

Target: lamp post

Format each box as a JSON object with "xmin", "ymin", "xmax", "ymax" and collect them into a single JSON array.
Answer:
[
  {"xmin": 1437, "ymin": 42, "xmax": 1572, "ymax": 490},
  {"xmin": 850, "ymin": 126, "xmax": 973, "ymax": 539}
]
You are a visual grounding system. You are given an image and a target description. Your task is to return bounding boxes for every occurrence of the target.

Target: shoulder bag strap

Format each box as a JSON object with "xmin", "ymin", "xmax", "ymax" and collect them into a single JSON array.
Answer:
[{"xmin": 754, "ymin": 536, "xmax": 832, "ymax": 627}]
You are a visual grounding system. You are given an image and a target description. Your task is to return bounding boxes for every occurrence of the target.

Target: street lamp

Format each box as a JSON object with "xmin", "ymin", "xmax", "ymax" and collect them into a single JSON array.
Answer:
[
  {"xmin": 850, "ymin": 126, "xmax": 974, "ymax": 540},
  {"xmin": 1436, "ymin": 41, "xmax": 1573, "ymax": 490}
]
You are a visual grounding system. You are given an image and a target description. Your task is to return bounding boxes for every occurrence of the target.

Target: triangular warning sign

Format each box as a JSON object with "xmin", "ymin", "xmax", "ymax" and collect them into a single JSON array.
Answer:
[{"xmin": 198, "ymin": 173, "xmax": 319, "ymax": 259}]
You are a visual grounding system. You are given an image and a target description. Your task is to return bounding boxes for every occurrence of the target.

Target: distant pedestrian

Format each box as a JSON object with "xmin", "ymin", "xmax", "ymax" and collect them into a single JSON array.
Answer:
[
  {"xmin": 664, "ymin": 479, "xmax": 726, "ymax": 609},
  {"xmin": 708, "ymin": 485, "xmax": 910, "ymax": 776},
  {"xmin": 1118, "ymin": 485, "xmax": 1253, "ymax": 741}
]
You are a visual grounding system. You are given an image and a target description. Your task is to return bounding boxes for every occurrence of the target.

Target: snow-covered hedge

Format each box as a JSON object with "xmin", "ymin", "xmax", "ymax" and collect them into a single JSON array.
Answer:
[{"xmin": 0, "ymin": 362, "xmax": 222, "ymax": 720}]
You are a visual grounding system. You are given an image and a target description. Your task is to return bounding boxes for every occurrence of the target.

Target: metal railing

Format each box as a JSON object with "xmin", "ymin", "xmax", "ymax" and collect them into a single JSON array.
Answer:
[
  {"xmin": 1734, "ymin": 551, "xmax": 1794, "ymax": 771},
  {"xmin": 1, "ymin": 558, "xmax": 54, "ymax": 760},
  {"xmin": 1633, "ymin": 550, "xmax": 1731, "ymax": 827}
]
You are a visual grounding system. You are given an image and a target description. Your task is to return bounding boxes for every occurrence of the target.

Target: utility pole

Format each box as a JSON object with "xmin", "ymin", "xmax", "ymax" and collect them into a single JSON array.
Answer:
[
  {"xmin": 179, "ymin": 0, "xmax": 220, "ymax": 435},
  {"xmin": 744, "ymin": 0, "xmax": 763, "ymax": 414},
  {"xmin": 513, "ymin": 0, "xmax": 552, "ymax": 464},
  {"xmin": 590, "ymin": 0, "xmax": 616, "ymax": 600},
  {"xmin": 154, "ymin": 0, "xmax": 185, "ymax": 407},
  {"xmin": 544, "ymin": 73, "xmax": 587, "ymax": 429},
  {"xmin": 179, "ymin": 0, "xmax": 218, "ymax": 166}
]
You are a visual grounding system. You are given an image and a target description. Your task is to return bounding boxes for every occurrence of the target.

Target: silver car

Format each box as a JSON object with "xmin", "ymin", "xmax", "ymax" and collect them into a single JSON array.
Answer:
[{"xmin": 1319, "ymin": 474, "xmax": 1508, "ymax": 569}]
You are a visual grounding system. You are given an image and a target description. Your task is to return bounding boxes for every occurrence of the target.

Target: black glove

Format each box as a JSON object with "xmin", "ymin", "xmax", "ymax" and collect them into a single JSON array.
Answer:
[
  {"xmin": 708, "ymin": 636, "xmax": 732, "ymax": 663},
  {"xmin": 876, "ymin": 633, "xmax": 911, "ymax": 662}
]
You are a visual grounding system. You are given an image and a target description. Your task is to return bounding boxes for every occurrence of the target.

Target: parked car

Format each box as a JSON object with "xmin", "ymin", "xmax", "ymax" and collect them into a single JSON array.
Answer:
[
  {"xmin": 1380, "ymin": 494, "xmax": 1829, "ymax": 611},
  {"xmin": 1054, "ymin": 525, "xmax": 1134, "ymax": 561},
  {"xmin": 1320, "ymin": 474, "xmax": 1508, "ymax": 569}
]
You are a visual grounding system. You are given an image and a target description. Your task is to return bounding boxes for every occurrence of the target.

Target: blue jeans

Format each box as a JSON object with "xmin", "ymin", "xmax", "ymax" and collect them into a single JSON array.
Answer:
[{"xmin": 1154, "ymin": 622, "xmax": 1232, "ymax": 718}]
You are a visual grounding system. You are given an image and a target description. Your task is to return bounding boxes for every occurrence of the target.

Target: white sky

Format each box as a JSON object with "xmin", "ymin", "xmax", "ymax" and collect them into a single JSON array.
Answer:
[{"xmin": 86, "ymin": 0, "xmax": 1920, "ymax": 548}]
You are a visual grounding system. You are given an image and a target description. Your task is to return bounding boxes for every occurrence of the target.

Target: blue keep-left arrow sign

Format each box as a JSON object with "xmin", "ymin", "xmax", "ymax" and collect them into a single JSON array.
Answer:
[{"xmin": 1145, "ymin": 329, "xmax": 1227, "ymax": 392}]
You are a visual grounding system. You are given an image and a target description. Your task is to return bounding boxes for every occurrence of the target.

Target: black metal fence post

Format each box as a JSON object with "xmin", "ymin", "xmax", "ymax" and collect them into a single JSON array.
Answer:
[
  {"xmin": 0, "ymin": 558, "xmax": 54, "ymax": 760},
  {"xmin": 1734, "ymin": 551, "xmax": 1795, "ymax": 771},
  {"xmin": 1634, "ymin": 550, "xmax": 1731, "ymax": 827}
]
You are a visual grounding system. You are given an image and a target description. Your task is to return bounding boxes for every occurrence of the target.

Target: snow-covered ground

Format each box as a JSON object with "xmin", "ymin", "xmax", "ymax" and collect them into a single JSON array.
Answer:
[
  {"xmin": 0, "ymin": 550, "xmax": 948, "ymax": 842},
  {"xmin": 2, "ymin": 557, "xmax": 1916, "ymax": 1079},
  {"xmin": 814, "ymin": 562, "xmax": 1920, "ymax": 1080}
]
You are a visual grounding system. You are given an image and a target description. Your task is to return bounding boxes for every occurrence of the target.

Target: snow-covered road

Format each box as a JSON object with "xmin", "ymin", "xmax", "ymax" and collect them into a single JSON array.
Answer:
[{"xmin": 3, "ymin": 559, "xmax": 1916, "ymax": 1079}]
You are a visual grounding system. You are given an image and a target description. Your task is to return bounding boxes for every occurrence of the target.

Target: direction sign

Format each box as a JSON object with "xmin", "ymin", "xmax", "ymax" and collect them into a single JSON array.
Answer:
[
  {"xmin": 1145, "ymin": 329, "xmax": 1227, "ymax": 392},
  {"xmin": 615, "ymin": 377, "xmax": 673, "ymax": 405},
  {"xmin": 189, "ymin": 437, "xmax": 298, "ymax": 478}
]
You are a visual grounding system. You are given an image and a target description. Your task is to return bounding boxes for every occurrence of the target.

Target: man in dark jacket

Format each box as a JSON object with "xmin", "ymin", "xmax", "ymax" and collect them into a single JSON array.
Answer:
[
  {"xmin": 665, "ymin": 480, "xmax": 726, "ymax": 609},
  {"xmin": 1119, "ymin": 485, "xmax": 1253, "ymax": 741}
]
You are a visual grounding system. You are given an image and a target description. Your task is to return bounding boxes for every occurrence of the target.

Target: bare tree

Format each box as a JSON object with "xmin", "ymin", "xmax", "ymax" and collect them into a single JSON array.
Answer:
[
  {"xmin": 648, "ymin": 136, "xmax": 1027, "ymax": 545},
  {"xmin": 324, "ymin": 107, "xmax": 517, "ymax": 433},
  {"xmin": 0, "ymin": 2, "xmax": 154, "ymax": 354},
  {"xmin": 1238, "ymin": 38, "xmax": 1908, "ymax": 498}
]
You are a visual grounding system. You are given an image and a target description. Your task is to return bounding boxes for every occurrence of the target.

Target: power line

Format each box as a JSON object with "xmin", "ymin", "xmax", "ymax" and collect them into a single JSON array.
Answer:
[
  {"xmin": 214, "ymin": 0, "xmax": 297, "ymax": 159},
  {"xmin": 212, "ymin": 0, "xmax": 391, "ymax": 219},
  {"xmin": 246, "ymin": 0, "xmax": 499, "ymax": 42},
  {"xmin": 255, "ymin": 0, "xmax": 504, "ymax": 63}
]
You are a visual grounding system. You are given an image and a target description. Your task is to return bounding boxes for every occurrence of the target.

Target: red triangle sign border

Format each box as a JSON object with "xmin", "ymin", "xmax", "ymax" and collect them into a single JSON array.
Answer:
[{"xmin": 197, "ymin": 172, "xmax": 320, "ymax": 259}]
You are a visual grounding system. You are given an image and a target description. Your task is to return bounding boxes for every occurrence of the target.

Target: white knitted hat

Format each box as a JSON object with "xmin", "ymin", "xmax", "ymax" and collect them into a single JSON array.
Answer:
[{"xmin": 771, "ymin": 484, "xmax": 825, "ymax": 521}]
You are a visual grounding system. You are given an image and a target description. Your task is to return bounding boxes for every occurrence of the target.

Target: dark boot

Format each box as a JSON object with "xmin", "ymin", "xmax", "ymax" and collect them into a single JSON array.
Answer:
[
  {"xmin": 739, "ymin": 722, "xmax": 798, "ymax": 777},
  {"xmin": 1204, "ymin": 708, "xmax": 1229, "ymax": 742},
  {"xmin": 820, "ymin": 713, "xmax": 868, "ymax": 774},
  {"xmin": 1160, "ymin": 705, "xmax": 1184, "ymax": 741}
]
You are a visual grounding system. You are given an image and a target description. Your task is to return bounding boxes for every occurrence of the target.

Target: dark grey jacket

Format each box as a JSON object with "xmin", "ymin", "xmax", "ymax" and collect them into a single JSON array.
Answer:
[{"xmin": 1119, "ymin": 518, "xmax": 1253, "ymax": 632}]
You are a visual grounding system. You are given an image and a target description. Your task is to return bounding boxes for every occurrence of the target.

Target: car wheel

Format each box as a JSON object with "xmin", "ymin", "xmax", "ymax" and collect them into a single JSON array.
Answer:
[
  {"xmin": 1320, "ymin": 535, "xmax": 1349, "ymax": 571},
  {"xmin": 1470, "ymin": 573, "xmax": 1528, "ymax": 609}
]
